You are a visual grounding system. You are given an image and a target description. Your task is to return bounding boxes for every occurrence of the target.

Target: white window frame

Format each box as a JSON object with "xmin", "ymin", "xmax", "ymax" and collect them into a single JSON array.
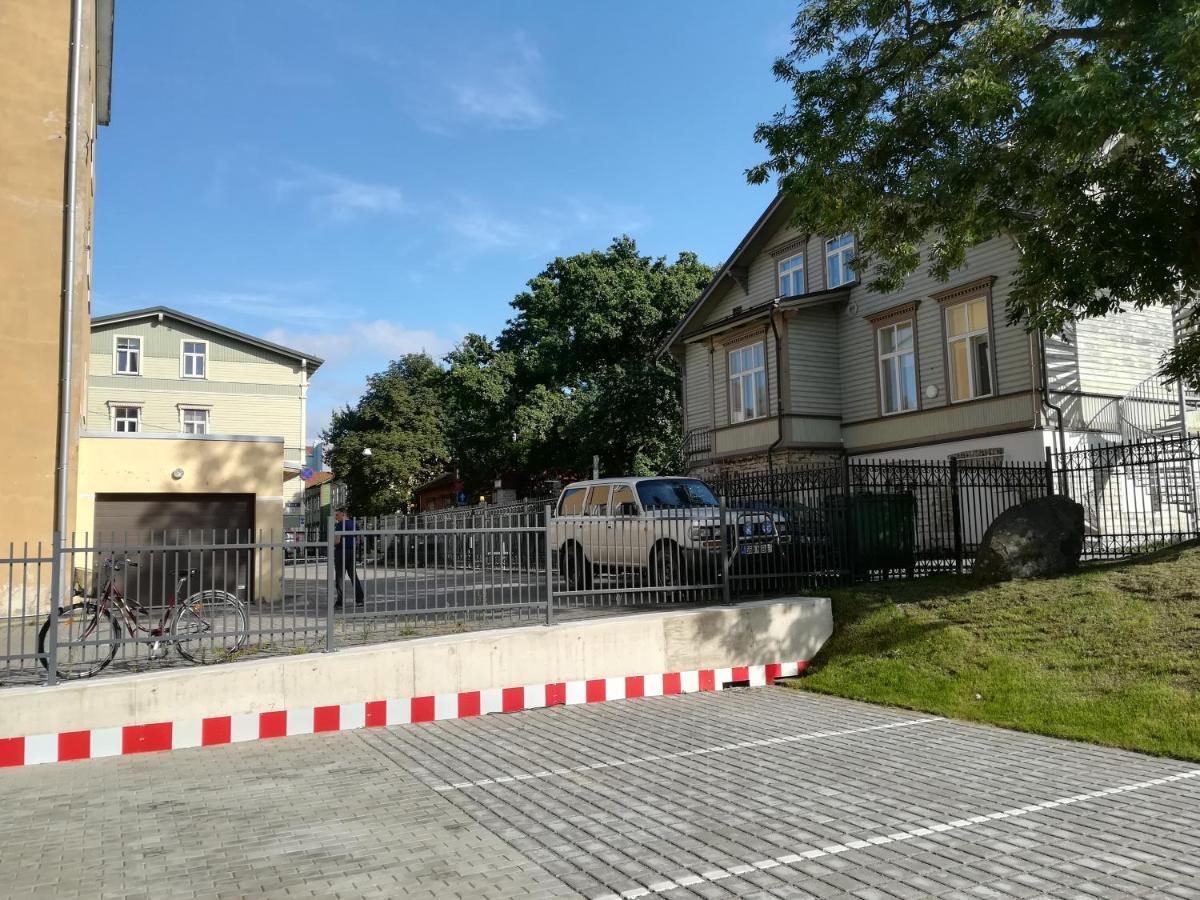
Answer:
[
  {"xmin": 728, "ymin": 341, "xmax": 768, "ymax": 424},
  {"xmin": 113, "ymin": 335, "xmax": 142, "ymax": 376},
  {"xmin": 876, "ymin": 320, "xmax": 918, "ymax": 416},
  {"xmin": 825, "ymin": 234, "xmax": 855, "ymax": 288},
  {"xmin": 180, "ymin": 339, "xmax": 209, "ymax": 379},
  {"xmin": 179, "ymin": 406, "xmax": 210, "ymax": 435},
  {"xmin": 110, "ymin": 404, "xmax": 142, "ymax": 433},
  {"xmin": 944, "ymin": 296, "xmax": 994, "ymax": 403},
  {"xmin": 776, "ymin": 253, "xmax": 805, "ymax": 297}
]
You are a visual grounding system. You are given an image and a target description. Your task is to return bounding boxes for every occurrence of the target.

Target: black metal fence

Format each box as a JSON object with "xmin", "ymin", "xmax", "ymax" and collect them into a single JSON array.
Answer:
[{"xmin": 3, "ymin": 435, "xmax": 1198, "ymax": 688}]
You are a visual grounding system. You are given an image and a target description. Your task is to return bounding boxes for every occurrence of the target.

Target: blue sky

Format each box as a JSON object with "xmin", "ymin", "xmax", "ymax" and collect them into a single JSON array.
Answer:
[{"xmin": 94, "ymin": 1, "xmax": 797, "ymax": 441}]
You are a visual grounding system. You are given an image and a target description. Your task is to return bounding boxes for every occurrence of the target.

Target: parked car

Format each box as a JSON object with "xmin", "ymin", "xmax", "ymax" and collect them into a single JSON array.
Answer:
[
  {"xmin": 550, "ymin": 477, "xmax": 777, "ymax": 591},
  {"xmin": 734, "ymin": 499, "xmax": 833, "ymax": 570}
]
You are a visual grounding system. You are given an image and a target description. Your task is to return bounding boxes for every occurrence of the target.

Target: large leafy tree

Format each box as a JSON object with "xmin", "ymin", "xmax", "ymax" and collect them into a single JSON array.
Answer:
[
  {"xmin": 496, "ymin": 236, "xmax": 714, "ymax": 478},
  {"xmin": 323, "ymin": 354, "xmax": 449, "ymax": 516},
  {"xmin": 749, "ymin": 0, "xmax": 1200, "ymax": 384}
]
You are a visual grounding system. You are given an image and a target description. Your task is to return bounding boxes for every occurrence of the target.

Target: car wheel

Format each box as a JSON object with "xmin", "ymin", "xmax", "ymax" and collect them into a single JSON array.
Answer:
[
  {"xmin": 560, "ymin": 544, "xmax": 592, "ymax": 591},
  {"xmin": 649, "ymin": 543, "xmax": 682, "ymax": 599}
]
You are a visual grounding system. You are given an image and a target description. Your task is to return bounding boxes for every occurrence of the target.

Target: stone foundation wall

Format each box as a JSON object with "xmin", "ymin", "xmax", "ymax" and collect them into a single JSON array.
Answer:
[{"xmin": 688, "ymin": 448, "xmax": 843, "ymax": 480}]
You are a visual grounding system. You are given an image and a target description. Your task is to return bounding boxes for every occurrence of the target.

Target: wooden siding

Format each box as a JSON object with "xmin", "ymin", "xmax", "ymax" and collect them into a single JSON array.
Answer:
[
  {"xmin": 840, "ymin": 235, "xmax": 1029, "ymax": 424},
  {"xmin": 1073, "ymin": 305, "xmax": 1175, "ymax": 396},
  {"xmin": 786, "ymin": 306, "xmax": 841, "ymax": 416},
  {"xmin": 683, "ymin": 342, "xmax": 713, "ymax": 434},
  {"xmin": 91, "ymin": 319, "xmax": 307, "ymax": 370},
  {"xmin": 713, "ymin": 419, "xmax": 777, "ymax": 456},
  {"xmin": 705, "ymin": 222, "xmax": 808, "ymax": 323},
  {"xmin": 842, "ymin": 392, "xmax": 1036, "ymax": 452}
]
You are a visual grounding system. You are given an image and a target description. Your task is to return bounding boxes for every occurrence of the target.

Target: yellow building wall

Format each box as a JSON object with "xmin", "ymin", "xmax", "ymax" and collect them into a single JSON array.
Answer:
[
  {"xmin": 76, "ymin": 435, "xmax": 286, "ymax": 601},
  {"xmin": 0, "ymin": 0, "xmax": 98, "ymax": 550}
]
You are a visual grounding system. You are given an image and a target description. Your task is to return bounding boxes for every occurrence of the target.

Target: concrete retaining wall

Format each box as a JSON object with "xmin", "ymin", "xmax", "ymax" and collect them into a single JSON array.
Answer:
[{"xmin": 0, "ymin": 598, "xmax": 830, "ymax": 741}]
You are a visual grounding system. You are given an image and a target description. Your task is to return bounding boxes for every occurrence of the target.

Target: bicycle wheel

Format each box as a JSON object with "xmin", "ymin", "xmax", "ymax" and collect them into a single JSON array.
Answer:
[
  {"xmin": 171, "ymin": 590, "xmax": 249, "ymax": 664},
  {"xmin": 37, "ymin": 602, "xmax": 120, "ymax": 680}
]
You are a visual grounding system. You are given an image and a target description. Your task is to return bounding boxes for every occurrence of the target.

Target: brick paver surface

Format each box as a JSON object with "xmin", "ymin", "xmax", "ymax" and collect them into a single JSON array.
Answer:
[{"xmin": 1, "ymin": 688, "xmax": 1198, "ymax": 898}]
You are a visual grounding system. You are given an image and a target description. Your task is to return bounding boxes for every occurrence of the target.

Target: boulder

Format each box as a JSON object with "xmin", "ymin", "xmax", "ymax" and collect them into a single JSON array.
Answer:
[{"xmin": 974, "ymin": 495, "xmax": 1085, "ymax": 581}]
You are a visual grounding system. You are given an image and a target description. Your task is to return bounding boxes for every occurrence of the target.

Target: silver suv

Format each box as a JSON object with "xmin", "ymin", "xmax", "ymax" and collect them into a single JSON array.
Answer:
[{"xmin": 551, "ymin": 477, "xmax": 776, "ymax": 590}]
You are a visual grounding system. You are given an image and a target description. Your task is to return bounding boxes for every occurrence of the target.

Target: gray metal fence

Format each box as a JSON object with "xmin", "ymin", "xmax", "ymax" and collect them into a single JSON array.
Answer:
[{"xmin": 5, "ymin": 437, "xmax": 1199, "ymax": 688}]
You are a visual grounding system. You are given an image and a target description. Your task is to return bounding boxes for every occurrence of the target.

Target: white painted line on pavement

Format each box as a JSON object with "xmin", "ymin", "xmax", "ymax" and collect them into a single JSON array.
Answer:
[
  {"xmin": 430, "ymin": 717, "xmax": 941, "ymax": 791},
  {"xmin": 588, "ymin": 767, "xmax": 1200, "ymax": 900}
]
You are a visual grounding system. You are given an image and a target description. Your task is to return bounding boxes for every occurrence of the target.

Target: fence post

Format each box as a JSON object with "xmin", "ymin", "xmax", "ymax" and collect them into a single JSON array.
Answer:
[
  {"xmin": 841, "ymin": 455, "xmax": 853, "ymax": 583},
  {"xmin": 720, "ymin": 494, "xmax": 731, "ymax": 606},
  {"xmin": 44, "ymin": 532, "xmax": 62, "ymax": 686},
  {"xmin": 543, "ymin": 505, "xmax": 555, "ymax": 626},
  {"xmin": 1044, "ymin": 446, "xmax": 1055, "ymax": 497},
  {"xmin": 324, "ymin": 512, "xmax": 337, "ymax": 653},
  {"xmin": 949, "ymin": 458, "xmax": 964, "ymax": 576}
]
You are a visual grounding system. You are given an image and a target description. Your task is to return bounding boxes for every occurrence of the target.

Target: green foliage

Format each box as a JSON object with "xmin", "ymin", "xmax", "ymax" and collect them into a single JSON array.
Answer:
[
  {"xmin": 446, "ymin": 237, "xmax": 713, "ymax": 493},
  {"xmin": 750, "ymin": 0, "xmax": 1200, "ymax": 386},
  {"xmin": 327, "ymin": 238, "xmax": 713, "ymax": 508},
  {"xmin": 322, "ymin": 354, "xmax": 449, "ymax": 516}
]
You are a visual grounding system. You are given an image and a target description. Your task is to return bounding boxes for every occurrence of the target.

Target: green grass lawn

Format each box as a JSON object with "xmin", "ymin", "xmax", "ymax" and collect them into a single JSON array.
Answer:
[{"xmin": 793, "ymin": 542, "xmax": 1200, "ymax": 761}]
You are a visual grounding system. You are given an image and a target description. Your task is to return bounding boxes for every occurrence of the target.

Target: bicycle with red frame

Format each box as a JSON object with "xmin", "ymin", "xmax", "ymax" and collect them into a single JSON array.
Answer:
[{"xmin": 38, "ymin": 554, "xmax": 249, "ymax": 680}]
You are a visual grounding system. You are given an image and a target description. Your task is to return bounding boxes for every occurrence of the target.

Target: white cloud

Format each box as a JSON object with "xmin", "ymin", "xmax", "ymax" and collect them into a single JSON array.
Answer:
[
  {"xmin": 275, "ymin": 165, "xmax": 405, "ymax": 221},
  {"xmin": 351, "ymin": 31, "xmax": 556, "ymax": 133},
  {"xmin": 448, "ymin": 33, "xmax": 553, "ymax": 130},
  {"xmin": 266, "ymin": 320, "xmax": 455, "ymax": 367},
  {"xmin": 443, "ymin": 195, "xmax": 648, "ymax": 256}
]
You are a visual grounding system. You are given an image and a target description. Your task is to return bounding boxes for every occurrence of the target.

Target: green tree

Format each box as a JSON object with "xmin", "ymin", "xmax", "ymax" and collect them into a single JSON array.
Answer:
[
  {"xmin": 749, "ymin": 0, "xmax": 1200, "ymax": 384},
  {"xmin": 323, "ymin": 353, "xmax": 449, "ymax": 516},
  {"xmin": 496, "ymin": 236, "xmax": 713, "ymax": 477}
]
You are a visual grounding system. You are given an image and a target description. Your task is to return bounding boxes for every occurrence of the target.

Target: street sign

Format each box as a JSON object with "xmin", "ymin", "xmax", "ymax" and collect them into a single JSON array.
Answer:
[
  {"xmin": 457, "ymin": 491, "xmax": 466, "ymax": 505},
  {"xmin": 300, "ymin": 466, "xmax": 314, "ymax": 481}
]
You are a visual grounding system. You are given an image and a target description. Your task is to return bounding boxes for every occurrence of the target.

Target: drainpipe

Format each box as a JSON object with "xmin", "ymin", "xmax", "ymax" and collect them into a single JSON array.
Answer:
[
  {"xmin": 54, "ymin": 0, "xmax": 87, "ymax": 543},
  {"xmin": 766, "ymin": 300, "xmax": 784, "ymax": 484},
  {"xmin": 1038, "ymin": 331, "xmax": 1068, "ymax": 459}
]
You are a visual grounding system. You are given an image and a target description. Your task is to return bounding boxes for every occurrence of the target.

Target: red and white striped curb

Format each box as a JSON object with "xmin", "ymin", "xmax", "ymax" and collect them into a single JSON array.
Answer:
[{"xmin": 0, "ymin": 661, "xmax": 807, "ymax": 768}]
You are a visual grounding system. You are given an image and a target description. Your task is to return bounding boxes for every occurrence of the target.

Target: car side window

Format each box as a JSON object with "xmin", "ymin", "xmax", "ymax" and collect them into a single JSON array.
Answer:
[
  {"xmin": 558, "ymin": 487, "xmax": 586, "ymax": 516},
  {"xmin": 611, "ymin": 485, "xmax": 637, "ymax": 516},
  {"xmin": 585, "ymin": 485, "xmax": 611, "ymax": 516}
]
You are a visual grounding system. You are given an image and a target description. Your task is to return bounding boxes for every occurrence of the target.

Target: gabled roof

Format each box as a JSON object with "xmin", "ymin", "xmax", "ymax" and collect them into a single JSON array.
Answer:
[
  {"xmin": 91, "ymin": 306, "xmax": 324, "ymax": 371},
  {"xmin": 658, "ymin": 193, "xmax": 796, "ymax": 357}
]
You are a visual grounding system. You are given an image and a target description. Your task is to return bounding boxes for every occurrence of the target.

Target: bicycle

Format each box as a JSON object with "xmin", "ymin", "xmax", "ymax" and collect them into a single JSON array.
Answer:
[{"xmin": 37, "ymin": 555, "xmax": 250, "ymax": 680}]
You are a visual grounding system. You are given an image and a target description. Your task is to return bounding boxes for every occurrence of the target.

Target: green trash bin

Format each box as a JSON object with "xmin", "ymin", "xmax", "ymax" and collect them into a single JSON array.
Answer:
[{"xmin": 825, "ymin": 492, "xmax": 916, "ymax": 577}]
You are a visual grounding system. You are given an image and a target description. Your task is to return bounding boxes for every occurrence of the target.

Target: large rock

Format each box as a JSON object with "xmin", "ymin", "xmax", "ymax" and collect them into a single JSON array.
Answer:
[{"xmin": 974, "ymin": 495, "xmax": 1085, "ymax": 581}]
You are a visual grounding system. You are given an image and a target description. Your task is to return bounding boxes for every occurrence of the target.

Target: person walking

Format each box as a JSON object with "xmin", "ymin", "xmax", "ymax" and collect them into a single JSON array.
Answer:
[{"xmin": 333, "ymin": 507, "xmax": 365, "ymax": 609}]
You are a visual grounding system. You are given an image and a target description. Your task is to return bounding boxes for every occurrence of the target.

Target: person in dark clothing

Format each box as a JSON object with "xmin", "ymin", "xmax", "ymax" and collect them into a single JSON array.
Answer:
[{"xmin": 333, "ymin": 507, "xmax": 365, "ymax": 609}]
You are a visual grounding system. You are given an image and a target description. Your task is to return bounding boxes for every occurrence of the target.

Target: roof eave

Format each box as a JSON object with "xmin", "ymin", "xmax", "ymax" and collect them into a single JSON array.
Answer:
[{"xmin": 91, "ymin": 306, "xmax": 325, "ymax": 370}]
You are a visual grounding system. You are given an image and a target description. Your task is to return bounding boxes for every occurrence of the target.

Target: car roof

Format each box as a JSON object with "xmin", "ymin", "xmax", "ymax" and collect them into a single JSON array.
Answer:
[{"xmin": 561, "ymin": 476, "xmax": 703, "ymax": 489}]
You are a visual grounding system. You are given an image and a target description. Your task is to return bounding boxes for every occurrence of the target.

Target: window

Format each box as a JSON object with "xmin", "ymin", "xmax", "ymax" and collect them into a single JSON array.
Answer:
[
  {"xmin": 777, "ymin": 253, "xmax": 804, "ymax": 296},
  {"xmin": 112, "ymin": 406, "xmax": 140, "ymax": 433},
  {"xmin": 877, "ymin": 320, "xmax": 918, "ymax": 415},
  {"xmin": 585, "ymin": 485, "xmax": 611, "ymax": 516},
  {"xmin": 945, "ymin": 297, "xmax": 993, "ymax": 402},
  {"xmin": 825, "ymin": 234, "xmax": 855, "ymax": 288},
  {"xmin": 635, "ymin": 479, "xmax": 719, "ymax": 511},
  {"xmin": 728, "ymin": 342, "xmax": 767, "ymax": 423},
  {"xmin": 611, "ymin": 484, "xmax": 637, "ymax": 515},
  {"xmin": 114, "ymin": 336, "xmax": 141, "ymax": 375},
  {"xmin": 181, "ymin": 408, "xmax": 209, "ymax": 435},
  {"xmin": 182, "ymin": 341, "xmax": 207, "ymax": 378},
  {"xmin": 558, "ymin": 487, "xmax": 586, "ymax": 516}
]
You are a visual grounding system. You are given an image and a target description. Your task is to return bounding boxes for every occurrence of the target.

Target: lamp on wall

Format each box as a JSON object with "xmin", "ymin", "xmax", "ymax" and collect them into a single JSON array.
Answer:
[{"xmin": 171, "ymin": 468, "xmax": 185, "ymax": 480}]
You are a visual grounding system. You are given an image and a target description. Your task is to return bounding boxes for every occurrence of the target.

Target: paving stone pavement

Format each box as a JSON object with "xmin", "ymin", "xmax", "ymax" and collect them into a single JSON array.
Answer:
[{"xmin": 1, "ymin": 688, "xmax": 1198, "ymax": 899}]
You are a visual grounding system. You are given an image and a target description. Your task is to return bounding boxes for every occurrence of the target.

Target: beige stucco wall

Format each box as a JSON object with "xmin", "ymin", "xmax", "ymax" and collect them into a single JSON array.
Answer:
[
  {"xmin": 0, "ymin": 0, "xmax": 98, "ymax": 553},
  {"xmin": 76, "ymin": 435, "xmax": 286, "ymax": 599}
]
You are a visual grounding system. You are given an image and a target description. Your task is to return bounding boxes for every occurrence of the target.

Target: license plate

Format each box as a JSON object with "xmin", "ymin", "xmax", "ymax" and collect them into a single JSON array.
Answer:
[{"xmin": 740, "ymin": 544, "xmax": 771, "ymax": 555}]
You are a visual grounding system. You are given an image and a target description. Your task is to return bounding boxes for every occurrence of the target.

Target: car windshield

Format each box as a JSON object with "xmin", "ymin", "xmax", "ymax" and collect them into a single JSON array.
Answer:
[{"xmin": 636, "ymin": 479, "xmax": 719, "ymax": 510}]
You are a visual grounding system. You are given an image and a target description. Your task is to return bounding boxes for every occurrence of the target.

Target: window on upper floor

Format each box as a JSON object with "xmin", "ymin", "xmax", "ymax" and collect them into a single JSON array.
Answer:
[
  {"xmin": 777, "ymin": 253, "xmax": 805, "ymax": 297},
  {"xmin": 945, "ymin": 296, "xmax": 993, "ymax": 402},
  {"xmin": 825, "ymin": 234, "xmax": 855, "ymax": 288},
  {"xmin": 112, "ymin": 405, "xmax": 140, "ymax": 433},
  {"xmin": 182, "ymin": 340, "xmax": 208, "ymax": 378},
  {"xmin": 729, "ymin": 342, "xmax": 767, "ymax": 424},
  {"xmin": 114, "ymin": 336, "xmax": 141, "ymax": 375},
  {"xmin": 181, "ymin": 407, "xmax": 209, "ymax": 435},
  {"xmin": 877, "ymin": 320, "xmax": 918, "ymax": 415}
]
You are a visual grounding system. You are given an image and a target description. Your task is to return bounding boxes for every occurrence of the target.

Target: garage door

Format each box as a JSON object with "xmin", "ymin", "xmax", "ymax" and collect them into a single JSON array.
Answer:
[{"xmin": 93, "ymin": 494, "xmax": 255, "ymax": 604}]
